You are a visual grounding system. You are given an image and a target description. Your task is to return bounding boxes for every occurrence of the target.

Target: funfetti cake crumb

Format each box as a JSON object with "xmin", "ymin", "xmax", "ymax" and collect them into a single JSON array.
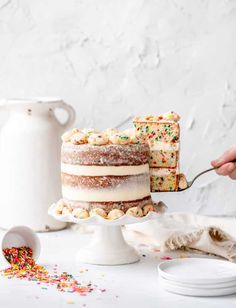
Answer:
[{"xmin": 133, "ymin": 112, "xmax": 182, "ymax": 192}]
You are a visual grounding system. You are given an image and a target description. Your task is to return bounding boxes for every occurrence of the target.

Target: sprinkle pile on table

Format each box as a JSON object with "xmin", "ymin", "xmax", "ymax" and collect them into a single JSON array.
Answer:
[{"xmin": 1, "ymin": 246, "xmax": 100, "ymax": 295}]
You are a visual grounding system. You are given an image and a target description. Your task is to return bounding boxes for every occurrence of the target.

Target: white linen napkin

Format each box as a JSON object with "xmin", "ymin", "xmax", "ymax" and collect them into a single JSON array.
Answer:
[{"xmin": 124, "ymin": 212, "xmax": 236, "ymax": 261}]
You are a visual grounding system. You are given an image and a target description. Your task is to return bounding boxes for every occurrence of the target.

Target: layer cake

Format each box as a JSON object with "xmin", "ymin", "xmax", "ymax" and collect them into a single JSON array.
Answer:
[{"xmin": 55, "ymin": 129, "xmax": 157, "ymax": 219}]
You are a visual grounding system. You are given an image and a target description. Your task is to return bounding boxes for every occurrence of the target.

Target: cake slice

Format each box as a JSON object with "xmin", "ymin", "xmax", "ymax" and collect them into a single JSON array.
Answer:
[
  {"xmin": 150, "ymin": 167, "xmax": 179, "ymax": 192},
  {"xmin": 133, "ymin": 112, "xmax": 181, "ymax": 192},
  {"xmin": 149, "ymin": 146, "xmax": 179, "ymax": 168}
]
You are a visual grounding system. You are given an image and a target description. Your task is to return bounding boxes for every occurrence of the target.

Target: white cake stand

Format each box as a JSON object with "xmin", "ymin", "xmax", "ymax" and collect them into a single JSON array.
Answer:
[{"xmin": 48, "ymin": 204, "xmax": 163, "ymax": 265}]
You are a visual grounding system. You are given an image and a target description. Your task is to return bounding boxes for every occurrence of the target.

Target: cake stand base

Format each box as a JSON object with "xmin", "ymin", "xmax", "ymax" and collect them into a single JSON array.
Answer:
[
  {"xmin": 76, "ymin": 225, "xmax": 139, "ymax": 265},
  {"xmin": 48, "ymin": 204, "xmax": 163, "ymax": 266}
]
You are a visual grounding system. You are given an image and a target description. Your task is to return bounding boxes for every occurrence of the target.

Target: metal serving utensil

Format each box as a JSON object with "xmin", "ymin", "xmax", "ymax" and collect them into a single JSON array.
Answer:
[{"xmin": 178, "ymin": 159, "xmax": 236, "ymax": 192}]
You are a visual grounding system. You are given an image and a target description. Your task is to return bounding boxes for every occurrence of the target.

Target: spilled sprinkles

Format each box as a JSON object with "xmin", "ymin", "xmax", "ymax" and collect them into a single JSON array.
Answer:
[
  {"xmin": 160, "ymin": 256, "xmax": 173, "ymax": 260},
  {"xmin": 1, "ymin": 246, "xmax": 104, "ymax": 296}
]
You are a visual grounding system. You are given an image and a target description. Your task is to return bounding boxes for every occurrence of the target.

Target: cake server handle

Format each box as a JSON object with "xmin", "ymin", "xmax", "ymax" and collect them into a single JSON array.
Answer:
[{"xmin": 179, "ymin": 159, "xmax": 236, "ymax": 191}]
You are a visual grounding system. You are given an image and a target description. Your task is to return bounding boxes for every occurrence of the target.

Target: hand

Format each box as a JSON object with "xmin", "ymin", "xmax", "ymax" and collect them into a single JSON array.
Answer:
[{"xmin": 211, "ymin": 146, "xmax": 236, "ymax": 179}]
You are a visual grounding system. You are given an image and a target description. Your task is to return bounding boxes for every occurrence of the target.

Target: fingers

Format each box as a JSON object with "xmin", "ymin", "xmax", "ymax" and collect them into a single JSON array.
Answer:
[
  {"xmin": 211, "ymin": 146, "xmax": 236, "ymax": 168},
  {"xmin": 229, "ymin": 169, "xmax": 236, "ymax": 180},
  {"xmin": 215, "ymin": 162, "xmax": 236, "ymax": 176},
  {"xmin": 211, "ymin": 145, "xmax": 236, "ymax": 180}
]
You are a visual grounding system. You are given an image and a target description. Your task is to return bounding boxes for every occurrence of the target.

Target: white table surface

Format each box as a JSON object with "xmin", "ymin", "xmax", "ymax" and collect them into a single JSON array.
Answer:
[{"xmin": 0, "ymin": 227, "xmax": 236, "ymax": 308}]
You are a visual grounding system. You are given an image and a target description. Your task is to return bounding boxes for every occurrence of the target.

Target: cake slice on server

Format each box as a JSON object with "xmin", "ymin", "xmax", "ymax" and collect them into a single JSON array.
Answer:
[
  {"xmin": 133, "ymin": 112, "xmax": 186, "ymax": 192},
  {"xmin": 150, "ymin": 166, "xmax": 180, "ymax": 192}
]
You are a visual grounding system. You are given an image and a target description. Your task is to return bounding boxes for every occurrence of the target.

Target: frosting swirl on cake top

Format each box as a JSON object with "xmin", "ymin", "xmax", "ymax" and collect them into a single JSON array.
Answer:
[
  {"xmin": 61, "ymin": 127, "xmax": 143, "ymax": 146},
  {"xmin": 133, "ymin": 111, "xmax": 180, "ymax": 123}
]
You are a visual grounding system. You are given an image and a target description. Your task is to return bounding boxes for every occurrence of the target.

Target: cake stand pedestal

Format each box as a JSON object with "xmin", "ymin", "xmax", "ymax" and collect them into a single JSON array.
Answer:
[
  {"xmin": 77, "ymin": 225, "xmax": 139, "ymax": 265},
  {"xmin": 48, "ymin": 205, "xmax": 162, "ymax": 265}
]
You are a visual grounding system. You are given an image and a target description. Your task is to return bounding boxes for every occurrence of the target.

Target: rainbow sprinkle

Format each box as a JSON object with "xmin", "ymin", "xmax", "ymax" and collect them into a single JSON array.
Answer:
[
  {"xmin": 160, "ymin": 256, "xmax": 173, "ymax": 260},
  {"xmin": 1, "ymin": 246, "xmax": 97, "ymax": 295}
]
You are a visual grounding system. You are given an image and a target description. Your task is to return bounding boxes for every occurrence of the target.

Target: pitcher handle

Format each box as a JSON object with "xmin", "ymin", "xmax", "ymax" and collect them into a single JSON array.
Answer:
[{"xmin": 51, "ymin": 100, "xmax": 76, "ymax": 129}]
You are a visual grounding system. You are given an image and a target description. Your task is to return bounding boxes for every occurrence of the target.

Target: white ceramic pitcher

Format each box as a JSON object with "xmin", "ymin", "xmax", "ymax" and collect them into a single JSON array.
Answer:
[{"xmin": 0, "ymin": 98, "xmax": 76, "ymax": 231}]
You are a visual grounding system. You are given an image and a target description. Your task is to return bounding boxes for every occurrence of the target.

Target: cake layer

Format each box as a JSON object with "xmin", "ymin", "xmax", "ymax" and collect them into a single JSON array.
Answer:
[
  {"xmin": 150, "ymin": 142, "xmax": 180, "ymax": 151},
  {"xmin": 62, "ymin": 171, "xmax": 150, "ymax": 202},
  {"xmin": 62, "ymin": 143, "xmax": 149, "ymax": 166},
  {"xmin": 134, "ymin": 121, "xmax": 180, "ymax": 144},
  {"xmin": 150, "ymin": 167, "xmax": 179, "ymax": 176},
  {"xmin": 150, "ymin": 174, "xmax": 178, "ymax": 192},
  {"xmin": 61, "ymin": 163, "xmax": 149, "ymax": 176},
  {"xmin": 150, "ymin": 167, "xmax": 179, "ymax": 192},
  {"xmin": 62, "ymin": 196, "xmax": 152, "ymax": 212},
  {"xmin": 149, "ymin": 150, "xmax": 179, "ymax": 168},
  {"xmin": 61, "ymin": 173, "xmax": 149, "ymax": 189}
]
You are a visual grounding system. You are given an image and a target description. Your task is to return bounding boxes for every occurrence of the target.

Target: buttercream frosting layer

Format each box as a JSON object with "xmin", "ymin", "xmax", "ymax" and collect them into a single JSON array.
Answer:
[
  {"xmin": 61, "ymin": 163, "xmax": 149, "ymax": 176},
  {"xmin": 62, "ymin": 184, "xmax": 150, "ymax": 202},
  {"xmin": 150, "ymin": 142, "xmax": 180, "ymax": 151},
  {"xmin": 150, "ymin": 167, "xmax": 179, "ymax": 176}
]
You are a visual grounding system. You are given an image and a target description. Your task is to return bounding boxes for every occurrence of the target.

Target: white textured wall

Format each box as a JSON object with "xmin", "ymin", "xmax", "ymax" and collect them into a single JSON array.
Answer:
[{"xmin": 0, "ymin": 0, "xmax": 236, "ymax": 215}]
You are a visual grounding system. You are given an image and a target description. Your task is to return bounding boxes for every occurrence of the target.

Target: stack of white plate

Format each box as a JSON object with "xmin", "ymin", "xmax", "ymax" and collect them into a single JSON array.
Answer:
[{"xmin": 158, "ymin": 258, "xmax": 236, "ymax": 297}]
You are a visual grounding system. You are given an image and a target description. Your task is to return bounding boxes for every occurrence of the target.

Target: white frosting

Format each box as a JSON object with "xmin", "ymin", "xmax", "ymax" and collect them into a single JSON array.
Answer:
[
  {"xmin": 71, "ymin": 132, "xmax": 87, "ymax": 144},
  {"xmin": 89, "ymin": 208, "xmax": 107, "ymax": 218},
  {"xmin": 122, "ymin": 128, "xmax": 136, "ymax": 136},
  {"xmin": 109, "ymin": 133, "xmax": 130, "ymax": 145},
  {"xmin": 62, "ymin": 184, "xmax": 150, "ymax": 202},
  {"xmin": 107, "ymin": 209, "xmax": 124, "ymax": 219},
  {"xmin": 103, "ymin": 128, "xmax": 118, "ymax": 136},
  {"xmin": 135, "ymin": 112, "xmax": 180, "ymax": 122},
  {"xmin": 61, "ymin": 163, "xmax": 149, "ymax": 176},
  {"xmin": 150, "ymin": 142, "xmax": 180, "ymax": 151},
  {"xmin": 61, "ymin": 128, "xmax": 79, "ymax": 142},
  {"xmin": 88, "ymin": 133, "xmax": 109, "ymax": 145},
  {"xmin": 82, "ymin": 128, "xmax": 99, "ymax": 135},
  {"xmin": 162, "ymin": 111, "xmax": 180, "ymax": 122},
  {"xmin": 126, "ymin": 206, "xmax": 143, "ymax": 217},
  {"xmin": 72, "ymin": 208, "xmax": 89, "ymax": 218},
  {"xmin": 150, "ymin": 167, "xmax": 179, "ymax": 176}
]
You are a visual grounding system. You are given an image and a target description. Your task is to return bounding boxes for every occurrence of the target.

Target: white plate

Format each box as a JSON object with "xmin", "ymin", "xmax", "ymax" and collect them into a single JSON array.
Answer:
[
  {"xmin": 159, "ymin": 275, "xmax": 236, "ymax": 289},
  {"xmin": 160, "ymin": 279, "xmax": 236, "ymax": 297},
  {"xmin": 158, "ymin": 258, "xmax": 236, "ymax": 284}
]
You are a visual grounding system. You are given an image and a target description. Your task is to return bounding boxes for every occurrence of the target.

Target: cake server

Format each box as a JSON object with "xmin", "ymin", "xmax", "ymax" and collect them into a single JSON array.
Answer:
[{"xmin": 178, "ymin": 159, "xmax": 236, "ymax": 191}]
